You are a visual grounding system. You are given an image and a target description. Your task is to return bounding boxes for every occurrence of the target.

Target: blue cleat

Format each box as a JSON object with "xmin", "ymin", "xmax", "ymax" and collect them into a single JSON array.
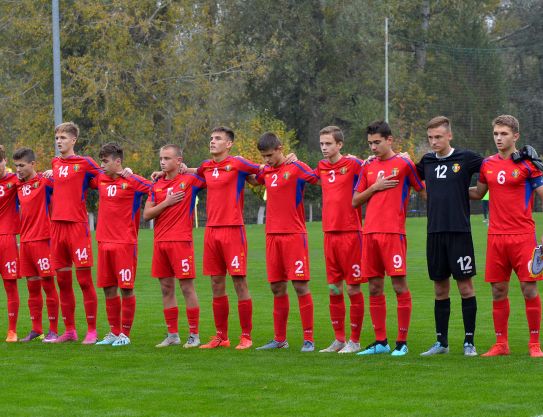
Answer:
[
  {"xmin": 301, "ymin": 341, "xmax": 315, "ymax": 352},
  {"xmin": 420, "ymin": 341, "xmax": 449, "ymax": 356},
  {"xmin": 256, "ymin": 339, "xmax": 289, "ymax": 350},
  {"xmin": 391, "ymin": 344, "xmax": 409, "ymax": 356},
  {"xmin": 356, "ymin": 341, "xmax": 391, "ymax": 355}
]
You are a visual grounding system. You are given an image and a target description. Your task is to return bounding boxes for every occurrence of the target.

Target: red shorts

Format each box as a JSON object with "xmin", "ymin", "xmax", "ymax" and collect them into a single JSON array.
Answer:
[
  {"xmin": 20, "ymin": 240, "xmax": 54, "ymax": 278},
  {"xmin": 98, "ymin": 242, "xmax": 138, "ymax": 289},
  {"xmin": 266, "ymin": 234, "xmax": 310, "ymax": 282},
  {"xmin": 485, "ymin": 233, "xmax": 542, "ymax": 282},
  {"xmin": 152, "ymin": 241, "xmax": 195, "ymax": 279},
  {"xmin": 203, "ymin": 226, "xmax": 247, "ymax": 276},
  {"xmin": 0, "ymin": 235, "xmax": 19, "ymax": 280},
  {"xmin": 324, "ymin": 231, "xmax": 365, "ymax": 284},
  {"xmin": 51, "ymin": 221, "xmax": 93, "ymax": 270},
  {"xmin": 362, "ymin": 233, "xmax": 407, "ymax": 278}
]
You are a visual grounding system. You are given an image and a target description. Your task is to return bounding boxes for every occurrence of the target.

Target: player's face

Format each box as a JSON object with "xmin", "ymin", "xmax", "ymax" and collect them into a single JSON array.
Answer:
[
  {"xmin": 260, "ymin": 147, "xmax": 284, "ymax": 167},
  {"xmin": 209, "ymin": 131, "xmax": 233, "ymax": 156},
  {"xmin": 367, "ymin": 134, "xmax": 392, "ymax": 158},
  {"xmin": 159, "ymin": 148, "xmax": 181, "ymax": 173},
  {"xmin": 100, "ymin": 155, "xmax": 122, "ymax": 176},
  {"xmin": 13, "ymin": 159, "xmax": 35, "ymax": 181},
  {"xmin": 55, "ymin": 130, "xmax": 77, "ymax": 155},
  {"xmin": 427, "ymin": 126, "xmax": 452, "ymax": 155},
  {"xmin": 320, "ymin": 134, "xmax": 343, "ymax": 160},
  {"xmin": 493, "ymin": 124, "xmax": 519, "ymax": 153}
]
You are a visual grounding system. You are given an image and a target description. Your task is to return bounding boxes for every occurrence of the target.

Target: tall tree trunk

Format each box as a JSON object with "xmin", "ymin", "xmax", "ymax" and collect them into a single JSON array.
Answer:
[{"xmin": 415, "ymin": 0, "xmax": 430, "ymax": 71}]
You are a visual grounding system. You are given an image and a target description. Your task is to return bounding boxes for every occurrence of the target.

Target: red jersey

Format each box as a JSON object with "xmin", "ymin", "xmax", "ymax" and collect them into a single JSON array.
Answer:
[
  {"xmin": 0, "ymin": 173, "xmax": 20, "ymax": 235},
  {"xmin": 316, "ymin": 156, "xmax": 363, "ymax": 232},
  {"xmin": 149, "ymin": 173, "xmax": 206, "ymax": 242},
  {"xmin": 51, "ymin": 155, "xmax": 101, "ymax": 223},
  {"xmin": 196, "ymin": 156, "xmax": 261, "ymax": 226},
  {"xmin": 18, "ymin": 175, "xmax": 54, "ymax": 242},
  {"xmin": 355, "ymin": 154, "xmax": 423, "ymax": 234},
  {"xmin": 91, "ymin": 173, "xmax": 152, "ymax": 244},
  {"xmin": 256, "ymin": 161, "xmax": 319, "ymax": 233},
  {"xmin": 479, "ymin": 154, "xmax": 543, "ymax": 235}
]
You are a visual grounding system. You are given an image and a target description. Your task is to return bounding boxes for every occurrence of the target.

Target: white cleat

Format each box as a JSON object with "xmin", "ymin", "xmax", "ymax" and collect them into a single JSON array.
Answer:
[
  {"xmin": 338, "ymin": 340, "xmax": 361, "ymax": 354},
  {"xmin": 95, "ymin": 332, "xmax": 118, "ymax": 345},
  {"xmin": 112, "ymin": 333, "xmax": 131, "ymax": 347},
  {"xmin": 319, "ymin": 339, "xmax": 346, "ymax": 353},
  {"xmin": 155, "ymin": 333, "xmax": 181, "ymax": 348},
  {"xmin": 183, "ymin": 333, "xmax": 201, "ymax": 348}
]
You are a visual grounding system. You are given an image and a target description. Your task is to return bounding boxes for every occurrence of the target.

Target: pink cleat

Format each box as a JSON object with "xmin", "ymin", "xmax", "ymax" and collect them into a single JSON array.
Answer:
[
  {"xmin": 42, "ymin": 331, "xmax": 59, "ymax": 343},
  {"xmin": 53, "ymin": 330, "xmax": 78, "ymax": 343},
  {"xmin": 82, "ymin": 330, "xmax": 98, "ymax": 345}
]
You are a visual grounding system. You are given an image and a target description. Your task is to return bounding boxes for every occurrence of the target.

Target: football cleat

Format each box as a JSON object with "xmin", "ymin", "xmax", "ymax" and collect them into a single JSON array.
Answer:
[
  {"xmin": 528, "ymin": 343, "xmax": 543, "ymax": 357},
  {"xmin": 53, "ymin": 330, "xmax": 78, "ymax": 343},
  {"xmin": 301, "ymin": 341, "xmax": 315, "ymax": 352},
  {"xmin": 235, "ymin": 336, "xmax": 253, "ymax": 350},
  {"xmin": 463, "ymin": 342, "xmax": 478, "ymax": 356},
  {"xmin": 199, "ymin": 336, "xmax": 230, "ymax": 349},
  {"xmin": 95, "ymin": 332, "xmax": 118, "ymax": 345},
  {"xmin": 391, "ymin": 344, "xmax": 409, "ymax": 356},
  {"xmin": 20, "ymin": 330, "xmax": 44, "ymax": 342},
  {"xmin": 183, "ymin": 334, "xmax": 201, "ymax": 348},
  {"xmin": 530, "ymin": 246, "xmax": 543, "ymax": 276},
  {"xmin": 357, "ymin": 341, "xmax": 391, "ymax": 356},
  {"xmin": 5, "ymin": 330, "xmax": 18, "ymax": 343},
  {"xmin": 338, "ymin": 340, "xmax": 361, "ymax": 354},
  {"xmin": 481, "ymin": 343, "xmax": 510, "ymax": 357},
  {"xmin": 420, "ymin": 341, "xmax": 449, "ymax": 356},
  {"xmin": 319, "ymin": 339, "xmax": 346, "ymax": 353},
  {"xmin": 42, "ymin": 331, "xmax": 58, "ymax": 343},
  {"xmin": 82, "ymin": 330, "xmax": 98, "ymax": 345},
  {"xmin": 256, "ymin": 339, "xmax": 289, "ymax": 350},
  {"xmin": 112, "ymin": 333, "xmax": 131, "ymax": 347},
  {"xmin": 155, "ymin": 333, "xmax": 181, "ymax": 348}
]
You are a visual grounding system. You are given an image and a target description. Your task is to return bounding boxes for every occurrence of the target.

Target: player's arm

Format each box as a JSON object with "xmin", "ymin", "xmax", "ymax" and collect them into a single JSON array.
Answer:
[
  {"xmin": 352, "ymin": 172, "xmax": 399, "ymax": 208},
  {"xmin": 469, "ymin": 182, "xmax": 487, "ymax": 200},
  {"xmin": 143, "ymin": 190, "xmax": 185, "ymax": 221}
]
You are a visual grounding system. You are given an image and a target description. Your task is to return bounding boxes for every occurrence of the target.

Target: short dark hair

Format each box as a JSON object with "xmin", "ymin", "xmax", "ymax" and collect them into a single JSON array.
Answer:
[
  {"xmin": 13, "ymin": 147, "xmax": 36, "ymax": 163},
  {"xmin": 0, "ymin": 145, "xmax": 5, "ymax": 161},
  {"xmin": 160, "ymin": 144, "xmax": 182, "ymax": 157},
  {"xmin": 212, "ymin": 126, "xmax": 235, "ymax": 141},
  {"xmin": 257, "ymin": 132, "xmax": 282, "ymax": 151},
  {"xmin": 99, "ymin": 142, "xmax": 124, "ymax": 161},
  {"xmin": 319, "ymin": 126, "xmax": 344, "ymax": 143},
  {"xmin": 366, "ymin": 120, "xmax": 392, "ymax": 138},
  {"xmin": 493, "ymin": 115, "xmax": 519, "ymax": 134}
]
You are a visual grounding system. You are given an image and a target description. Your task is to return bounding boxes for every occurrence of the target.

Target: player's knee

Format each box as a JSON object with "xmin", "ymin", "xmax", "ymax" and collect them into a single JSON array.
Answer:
[
  {"xmin": 121, "ymin": 288, "xmax": 134, "ymax": 298},
  {"xmin": 346, "ymin": 284, "xmax": 360, "ymax": 297},
  {"xmin": 521, "ymin": 283, "xmax": 538, "ymax": 300}
]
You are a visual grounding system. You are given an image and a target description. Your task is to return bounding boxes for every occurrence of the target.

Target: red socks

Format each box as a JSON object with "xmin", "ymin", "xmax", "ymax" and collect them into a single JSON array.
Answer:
[
  {"xmin": 369, "ymin": 294, "xmax": 387, "ymax": 341},
  {"xmin": 3, "ymin": 279, "xmax": 19, "ymax": 333},
  {"xmin": 492, "ymin": 298, "xmax": 510, "ymax": 343},
  {"xmin": 105, "ymin": 296, "xmax": 121, "ymax": 336},
  {"xmin": 121, "ymin": 296, "xmax": 136, "ymax": 337},
  {"xmin": 396, "ymin": 291, "xmax": 412, "ymax": 342},
  {"xmin": 298, "ymin": 293, "xmax": 314, "ymax": 342},
  {"xmin": 213, "ymin": 295, "xmax": 229, "ymax": 339},
  {"xmin": 27, "ymin": 280, "xmax": 43, "ymax": 334},
  {"xmin": 163, "ymin": 306, "xmax": 179, "ymax": 334},
  {"xmin": 238, "ymin": 299, "xmax": 252, "ymax": 339},
  {"xmin": 186, "ymin": 306, "xmax": 199, "ymax": 335},
  {"xmin": 56, "ymin": 270, "xmax": 75, "ymax": 331},
  {"xmin": 349, "ymin": 292, "xmax": 364, "ymax": 343},
  {"xmin": 42, "ymin": 277, "xmax": 59, "ymax": 333},
  {"xmin": 525, "ymin": 295, "xmax": 541, "ymax": 344},
  {"xmin": 75, "ymin": 269, "xmax": 97, "ymax": 332},
  {"xmin": 273, "ymin": 294, "xmax": 289, "ymax": 342},
  {"xmin": 329, "ymin": 294, "xmax": 346, "ymax": 343}
]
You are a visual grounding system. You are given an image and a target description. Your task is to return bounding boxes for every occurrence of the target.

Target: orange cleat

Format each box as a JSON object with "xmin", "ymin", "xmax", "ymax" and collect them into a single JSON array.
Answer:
[
  {"xmin": 5, "ymin": 331, "xmax": 17, "ymax": 343},
  {"xmin": 235, "ymin": 336, "xmax": 253, "ymax": 350},
  {"xmin": 528, "ymin": 343, "xmax": 543, "ymax": 357},
  {"xmin": 200, "ymin": 336, "xmax": 230, "ymax": 349},
  {"xmin": 481, "ymin": 342, "xmax": 510, "ymax": 357}
]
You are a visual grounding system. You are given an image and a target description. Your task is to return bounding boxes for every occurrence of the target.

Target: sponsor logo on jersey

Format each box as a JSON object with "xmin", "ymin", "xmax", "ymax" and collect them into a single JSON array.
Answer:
[
  {"xmin": 391, "ymin": 168, "xmax": 399, "ymax": 176},
  {"xmin": 340, "ymin": 167, "xmax": 348, "ymax": 175},
  {"xmin": 512, "ymin": 169, "xmax": 520, "ymax": 178},
  {"xmin": 225, "ymin": 165, "xmax": 232, "ymax": 172},
  {"xmin": 283, "ymin": 171, "xmax": 291, "ymax": 180},
  {"xmin": 487, "ymin": 170, "xmax": 493, "ymax": 174},
  {"xmin": 121, "ymin": 182, "xmax": 128, "ymax": 190},
  {"xmin": 452, "ymin": 163, "xmax": 461, "ymax": 173}
]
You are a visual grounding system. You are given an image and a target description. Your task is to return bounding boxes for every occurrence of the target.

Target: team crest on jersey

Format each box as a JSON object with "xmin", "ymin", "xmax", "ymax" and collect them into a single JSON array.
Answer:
[
  {"xmin": 179, "ymin": 182, "xmax": 186, "ymax": 190},
  {"xmin": 391, "ymin": 168, "xmax": 399, "ymax": 176},
  {"xmin": 340, "ymin": 167, "xmax": 348, "ymax": 175},
  {"xmin": 225, "ymin": 165, "xmax": 232, "ymax": 172},
  {"xmin": 121, "ymin": 183, "xmax": 128, "ymax": 190},
  {"xmin": 283, "ymin": 171, "xmax": 291, "ymax": 180},
  {"xmin": 512, "ymin": 169, "xmax": 520, "ymax": 178},
  {"xmin": 6, "ymin": 182, "xmax": 13, "ymax": 189},
  {"xmin": 452, "ymin": 163, "xmax": 461, "ymax": 173},
  {"xmin": 73, "ymin": 164, "xmax": 80, "ymax": 172},
  {"xmin": 33, "ymin": 181, "xmax": 40, "ymax": 188}
]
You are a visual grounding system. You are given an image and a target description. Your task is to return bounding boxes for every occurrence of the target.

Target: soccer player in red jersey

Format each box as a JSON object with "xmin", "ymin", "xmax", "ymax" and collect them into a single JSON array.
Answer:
[
  {"xmin": 91, "ymin": 143, "xmax": 152, "ymax": 346},
  {"xmin": 144, "ymin": 144, "xmax": 206, "ymax": 348},
  {"xmin": 196, "ymin": 127, "xmax": 262, "ymax": 350},
  {"xmin": 0, "ymin": 145, "xmax": 21, "ymax": 342},
  {"xmin": 470, "ymin": 115, "xmax": 543, "ymax": 357},
  {"xmin": 252, "ymin": 132, "xmax": 319, "ymax": 352},
  {"xmin": 316, "ymin": 126, "xmax": 366, "ymax": 354},
  {"xmin": 13, "ymin": 148, "xmax": 60, "ymax": 343},
  {"xmin": 353, "ymin": 121, "xmax": 424, "ymax": 356},
  {"xmin": 49, "ymin": 122, "xmax": 101, "ymax": 344}
]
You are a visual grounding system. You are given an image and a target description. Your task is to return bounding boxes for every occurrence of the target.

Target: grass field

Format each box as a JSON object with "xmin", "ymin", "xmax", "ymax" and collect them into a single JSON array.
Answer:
[{"xmin": 1, "ymin": 215, "xmax": 543, "ymax": 416}]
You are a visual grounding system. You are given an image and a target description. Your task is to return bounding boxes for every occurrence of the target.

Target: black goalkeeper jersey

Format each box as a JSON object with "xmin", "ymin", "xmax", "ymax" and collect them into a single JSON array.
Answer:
[{"xmin": 416, "ymin": 148, "xmax": 483, "ymax": 233}]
